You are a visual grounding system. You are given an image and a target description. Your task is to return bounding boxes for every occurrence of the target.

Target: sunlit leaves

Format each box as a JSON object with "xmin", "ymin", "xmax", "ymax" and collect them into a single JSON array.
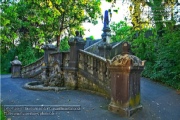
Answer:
[
  {"xmin": 0, "ymin": 0, "xmax": 101, "ymax": 53},
  {"xmin": 110, "ymin": 21, "xmax": 132, "ymax": 42},
  {"xmin": 55, "ymin": 0, "xmax": 61, "ymax": 5}
]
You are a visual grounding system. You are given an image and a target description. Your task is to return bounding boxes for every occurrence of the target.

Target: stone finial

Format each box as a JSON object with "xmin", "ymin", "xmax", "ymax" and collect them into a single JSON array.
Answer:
[
  {"xmin": 42, "ymin": 43, "xmax": 57, "ymax": 50},
  {"xmin": 68, "ymin": 31, "xmax": 85, "ymax": 44},
  {"xmin": 75, "ymin": 31, "xmax": 80, "ymax": 37},
  {"xmin": 11, "ymin": 56, "xmax": 22, "ymax": 78},
  {"xmin": 101, "ymin": 10, "xmax": 111, "ymax": 43},
  {"xmin": 103, "ymin": 10, "xmax": 109, "ymax": 29},
  {"xmin": 122, "ymin": 42, "xmax": 131, "ymax": 55},
  {"xmin": 15, "ymin": 56, "xmax": 18, "ymax": 59},
  {"xmin": 107, "ymin": 54, "xmax": 145, "ymax": 67},
  {"xmin": 10, "ymin": 56, "xmax": 22, "ymax": 65}
]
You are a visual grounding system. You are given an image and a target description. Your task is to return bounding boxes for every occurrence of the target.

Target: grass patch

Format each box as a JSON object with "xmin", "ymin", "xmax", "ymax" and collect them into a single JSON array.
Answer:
[{"xmin": 0, "ymin": 106, "xmax": 6, "ymax": 120}]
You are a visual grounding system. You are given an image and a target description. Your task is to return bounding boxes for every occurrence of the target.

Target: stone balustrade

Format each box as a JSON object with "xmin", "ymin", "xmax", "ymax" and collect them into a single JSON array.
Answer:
[
  {"xmin": 48, "ymin": 51, "xmax": 70, "ymax": 74},
  {"xmin": 78, "ymin": 49, "xmax": 111, "ymax": 96},
  {"xmin": 17, "ymin": 32, "xmax": 144, "ymax": 117},
  {"xmin": 62, "ymin": 52, "xmax": 70, "ymax": 67},
  {"xmin": 21, "ymin": 56, "xmax": 44, "ymax": 78}
]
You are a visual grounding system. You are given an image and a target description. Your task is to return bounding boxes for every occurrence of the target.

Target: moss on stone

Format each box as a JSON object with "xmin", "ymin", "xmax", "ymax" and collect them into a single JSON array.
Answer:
[{"xmin": 129, "ymin": 94, "xmax": 140, "ymax": 107}]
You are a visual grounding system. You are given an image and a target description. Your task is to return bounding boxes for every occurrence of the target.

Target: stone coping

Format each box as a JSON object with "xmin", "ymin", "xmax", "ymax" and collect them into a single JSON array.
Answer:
[{"xmin": 23, "ymin": 81, "xmax": 67, "ymax": 91}]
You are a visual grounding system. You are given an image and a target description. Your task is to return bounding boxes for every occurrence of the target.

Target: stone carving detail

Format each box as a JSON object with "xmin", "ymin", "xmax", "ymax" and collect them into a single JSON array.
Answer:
[
  {"xmin": 41, "ymin": 63, "xmax": 64, "ymax": 87},
  {"xmin": 69, "ymin": 31, "xmax": 84, "ymax": 43},
  {"xmin": 108, "ymin": 54, "xmax": 145, "ymax": 66},
  {"xmin": 41, "ymin": 70, "xmax": 46, "ymax": 82}
]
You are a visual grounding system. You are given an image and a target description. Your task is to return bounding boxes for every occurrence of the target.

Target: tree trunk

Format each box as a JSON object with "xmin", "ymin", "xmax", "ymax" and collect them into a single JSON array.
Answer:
[{"xmin": 57, "ymin": 35, "xmax": 61, "ymax": 51}]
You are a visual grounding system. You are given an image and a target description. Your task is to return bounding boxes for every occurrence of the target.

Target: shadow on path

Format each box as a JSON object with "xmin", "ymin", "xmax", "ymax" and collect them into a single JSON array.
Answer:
[{"xmin": 1, "ymin": 75, "xmax": 180, "ymax": 120}]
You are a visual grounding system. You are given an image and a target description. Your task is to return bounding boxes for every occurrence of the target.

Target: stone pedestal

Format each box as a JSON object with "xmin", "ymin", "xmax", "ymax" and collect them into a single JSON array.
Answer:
[
  {"xmin": 42, "ymin": 43, "xmax": 57, "ymax": 77},
  {"xmin": 107, "ymin": 42, "xmax": 145, "ymax": 117},
  {"xmin": 67, "ymin": 31, "xmax": 86, "ymax": 89},
  {"xmin": 10, "ymin": 56, "xmax": 22, "ymax": 78}
]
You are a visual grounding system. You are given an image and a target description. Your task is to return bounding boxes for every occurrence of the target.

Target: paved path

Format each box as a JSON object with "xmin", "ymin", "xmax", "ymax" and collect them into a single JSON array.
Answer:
[{"xmin": 1, "ymin": 75, "xmax": 180, "ymax": 120}]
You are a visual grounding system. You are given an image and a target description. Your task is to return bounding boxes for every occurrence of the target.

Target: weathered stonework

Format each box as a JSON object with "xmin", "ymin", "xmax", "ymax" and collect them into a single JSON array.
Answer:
[
  {"xmin": 107, "ymin": 48, "xmax": 145, "ymax": 116},
  {"xmin": 107, "ymin": 54, "xmax": 144, "ymax": 67},
  {"xmin": 10, "ymin": 56, "xmax": 22, "ymax": 78},
  {"xmin": 64, "ymin": 70, "xmax": 77, "ymax": 89},
  {"xmin": 19, "ymin": 35, "xmax": 144, "ymax": 117},
  {"xmin": 66, "ymin": 31, "xmax": 86, "ymax": 89},
  {"xmin": 77, "ymin": 72, "xmax": 110, "ymax": 98}
]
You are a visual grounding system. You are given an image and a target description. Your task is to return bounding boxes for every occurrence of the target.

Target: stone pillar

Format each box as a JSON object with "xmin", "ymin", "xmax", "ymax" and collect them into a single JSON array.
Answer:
[
  {"xmin": 98, "ymin": 10, "xmax": 112, "ymax": 59},
  {"xmin": 98, "ymin": 42, "xmax": 112, "ymax": 59},
  {"xmin": 107, "ymin": 42, "xmax": 145, "ymax": 117},
  {"xmin": 42, "ymin": 43, "xmax": 57, "ymax": 77},
  {"xmin": 66, "ymin": 31, "xmax": 86, "ymax": 89},
  {"xmin": 10, "ymin": 56, "xmax": 22, "ymax": 78}
]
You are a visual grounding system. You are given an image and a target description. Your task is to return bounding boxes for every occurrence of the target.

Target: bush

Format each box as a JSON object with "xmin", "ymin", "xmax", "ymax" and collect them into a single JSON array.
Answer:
[
  {"xmin": 110, "ymin": 21, "xmax": 180, "ymax": 90},
  {"xmin": 60, "ymin": 37, "xmax": 70, "ymax": 51},
  {"xmin": 0, "ymin": 48, "xmax": 17, "ymax": 74}
]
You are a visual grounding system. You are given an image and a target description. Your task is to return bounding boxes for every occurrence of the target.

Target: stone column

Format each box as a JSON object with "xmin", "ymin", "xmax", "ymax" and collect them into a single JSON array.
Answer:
[
  {"xmin": 41, "ymin": 43, "xmax": 57, "ymax": 77},
  {"xmin": 10, "ymin": 56, "xmax": 22, "ymax": 78},
  {"xmin": 107, "ymin": 42, "xmax": 145, "ymax": 117},
  {"xmin": 66, "ymin": 31, "xmax": 86, "ymax": 89}
]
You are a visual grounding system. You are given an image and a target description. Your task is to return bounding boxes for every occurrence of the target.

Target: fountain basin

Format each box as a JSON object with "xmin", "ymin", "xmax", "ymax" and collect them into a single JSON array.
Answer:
[{"xmin": 23, "ymin": 81, "xmax": 67, "ymax": 91}]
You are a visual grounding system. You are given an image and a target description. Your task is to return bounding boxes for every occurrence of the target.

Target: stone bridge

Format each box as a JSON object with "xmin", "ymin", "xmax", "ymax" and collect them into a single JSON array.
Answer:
[{"xmin": 11, "ymin": 32, "xmax": 145, "ymax": 117}]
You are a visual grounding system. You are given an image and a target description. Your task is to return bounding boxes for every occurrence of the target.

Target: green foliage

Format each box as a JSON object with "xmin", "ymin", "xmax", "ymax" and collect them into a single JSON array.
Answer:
[
  {"xmin": 89, "ymin": 35, "xmax": 95, "ymax": 40},
  {"xmin": 148, "ymin": 26, "xmax": 180, "ymax": 89},
  {"xmin": 0, "ymin": 48, "xmax": 16, "ymax": 74},
  {"xmin": 0, "ymin": 106, "xmax": 6, "ymax": 120},
  {"xmin": 111, "ymin": 20, "xmax": 180, "ymax": 90},
  {"xmin": 60, "ymin": 37, "xmax": 70, "ymax": 51},
  {"xmin": 24, "ymin": 0, "xmax": 101, "ymax": 48},
  {"xmin": 110, "ymin": 21, "xmax": 132, "ymax": 42},
  {"xmin": 106, "ymin": 0, "xmax": 176, "ymax": 30},
  {"xmin": 0, "ymin": 0, "xmax": 101, "ymax": 74},
  {"xmin": 17, "ymin": 42, "xmax": 37, "ymax": 66}
]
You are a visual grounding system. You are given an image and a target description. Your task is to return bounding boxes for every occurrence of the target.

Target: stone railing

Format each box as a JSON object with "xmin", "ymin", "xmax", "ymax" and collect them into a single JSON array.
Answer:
[
  {"xmin": 84, "ymin": 40, "xmax": 103, "ymax": 54},
  {"xmin": 15, "ymin": 30, "xmax": 145, "ymax": 117},
  {"xmin": 48, "ymin": 51, "xmax": 70, "ymax": 73},
  {"xmin": 61, "ymin": 52, "xmax": 70, "ymax": 68},
  {"xmin": 21, "ymin": 56, "xmax": 44, "ymax": 79},
  {"xmin": 78, "ymin": 49, "xmax": 110, "ymax": 96},
  {"xmin": 108, "ymin": 41, "xmax": 131, "ymax": 59}
]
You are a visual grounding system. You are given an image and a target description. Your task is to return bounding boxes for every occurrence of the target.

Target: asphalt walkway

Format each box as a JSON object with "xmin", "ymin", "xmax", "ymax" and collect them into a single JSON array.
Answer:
[{"xmin": 1, "ymin": 75, "xmax": 180, "ymax": 120}]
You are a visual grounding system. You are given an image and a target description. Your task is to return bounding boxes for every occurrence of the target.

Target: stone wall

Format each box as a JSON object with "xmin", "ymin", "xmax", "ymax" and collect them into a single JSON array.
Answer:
[
  {"xmin": 19, "ymin": 35, "xmax": 145, "ymax": 117},
  {"xmin": 21, "ymin": 56, "xmax": 44, "ymax": 79}
]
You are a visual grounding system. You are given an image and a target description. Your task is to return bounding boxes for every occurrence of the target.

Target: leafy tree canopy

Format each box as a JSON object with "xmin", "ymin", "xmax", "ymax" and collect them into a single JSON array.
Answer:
[
  {"xmin": 0, "ymin": 0, "xmax": 101, "ymax": 73},
  {"xmin": 0, "ymin": 0, "xmax": 101, "ymax": 52}
]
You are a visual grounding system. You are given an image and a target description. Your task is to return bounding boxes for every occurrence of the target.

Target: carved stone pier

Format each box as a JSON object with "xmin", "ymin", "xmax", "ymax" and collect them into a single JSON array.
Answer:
[
  {"xmin": 41, "ymin": 43, "xmax": 57, "ymax": 77},
  {"xmin": 107, "ymin": 42, "xmax": 145, "ymax": 117},
  {"xmin": 10, "ymin": 56, "xmax": 22, "ymax": 78},
  {"xmin": 65, "ymin": 31, "xmax": 86, "ymax": 89}
]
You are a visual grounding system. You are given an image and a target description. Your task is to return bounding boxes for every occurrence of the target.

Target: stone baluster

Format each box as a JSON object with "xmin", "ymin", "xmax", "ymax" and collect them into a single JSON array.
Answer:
[
  {"xmin": 102, "ymin": 61, "xmax": 107, "ymax": 81},
  {"xmin": 84, "ymin": 54, "xmax": 88, "ymax": 72},
  {"xmin": 79, "ymin": 52, "xmax": 84, "ymax": 70},
  {"xmin": 90, "ymin": 57, "xmax": 93, "ymax": 74},
  {"xmin": 93, "ymin": 58, "xmax": 97, "ymax": 77}
]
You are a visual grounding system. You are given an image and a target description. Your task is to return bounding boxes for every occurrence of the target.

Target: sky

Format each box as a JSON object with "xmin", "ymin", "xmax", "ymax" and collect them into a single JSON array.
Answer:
[{"xmin": 83, "ymin": 0, "xmax": 130, "ymax": 39}]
